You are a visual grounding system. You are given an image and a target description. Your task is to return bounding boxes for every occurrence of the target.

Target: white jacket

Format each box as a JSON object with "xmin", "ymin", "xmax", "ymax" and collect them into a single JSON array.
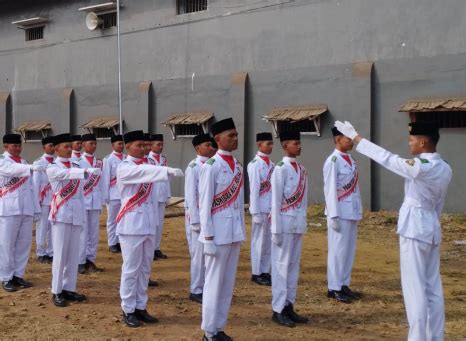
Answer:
[
  {"xmin": 271, "ymin": 157, "xmax": 308, "ymax": 235},
  {"xmin": 199, "ymin": 151, "xmax": 246, "ymax": 245},
  {"xmin": 79, "ymin": 152, "xmax": 106, "ymax": 210},
  {"xmin": 323, "ymin": 149, "xmax": 362, "ymax": 221},
  {"xmin": 102, "ymin": 151, "xmax": 125, "ymax": 202},
  {"xmin": 247, "ymin": 152, "xmax": 275, "ymax": 215},
  {"xmin": 356, "ymin": 138, "xmax": 452, "ymax": 244},
  {"xmin": 184, "ymin": 155, "xmax": 208, "ymax": 226},
  {"xmin": 116, "ymin": 156, "xmax": 169, "ymax": 235},
  {"xmin": 46, "ymin": 157, "xmax": 86, "ymax": 225},
  {"xmin": 148, "ymin": 152, "xmax": 171, "ymax": 203},
  {"xmin": 32, "ymin": 154, "xmax": 54, "ymax": 207},
  {"xmin": 0, "ymin": 152, "xmax": 40, "ymax": 217}
]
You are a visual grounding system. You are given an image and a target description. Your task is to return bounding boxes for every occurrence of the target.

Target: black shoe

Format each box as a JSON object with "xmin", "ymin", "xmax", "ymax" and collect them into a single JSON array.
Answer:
[
  {"xmin": 117, "ymin": 243, "xmax": 122, "ymax": 252},
  {"xmin": 284, "ymin": 304, "xmax": 309, "ymax": 323},
  {"xmin": 109, "ymin": 245, "xmax": 120, "ymax": 253},
  {"xmin": 327, "ymin": 290, "xmax": 353, "ymax": 303},
  {"xmin": 12, "ymin": 276, "xmax": 32, "ymax": 288},
  {"xmin": 123, "ymin": 311, "xmax": 142, "ymax": 328},
  {"xmin": 148, "ymin": 278, "xmax": 159, "ymax": 287},
  {"xmin": 52, "ymin": 293, "xmax": 67, "ymax": 307},
  {"xmin": 78, "ymin": 263, "xmax": 88, "ymax": 274},
  {"xmin": 46, "ymin": 256, "xmax": 53, "ymax": 264},
  {"xmin": 202, "ymin": 335, "xmax": 220, "ymax": 341},
  {"xmin": 272, "ymin": 310, "xmax": 296, "ymax": 327},
  {"xmin": 251, "ymin": 274, "xmax": 271, "ymax": 286},
  {"xmin": 37, "ymin": 256, "xmax": 47, "ymax": 264},
  {"xmin": 341, "ymin": 285, "xmax": 362, "ymax": 300},
  {"xmin": 216, "ymin": 331, "xmax": 233, "ymax": 341},
  {"xmin": 134, "ymin": 309, "xmax": 159, "ymax": 323},
  {"xmin": 2, "ymin": 280, "xmax": 17, "ymax": 292},
  {"xmin": 189, "ymin": 293, "xmax": 203, "ymax": 304},
  {"xmin": 86, "ymin": 260, "xmax": 104, "ymax": 273},
  {"xmin": 154, "ymin": 250, "xmax": 168, "ymax": 259},
  {"xmin": 261, "ymin": 273, "xmax": 272, "ymax": 283},
  {"xmin": 62, "ymin": 290, "xmax": 86, "ymax": 302}
]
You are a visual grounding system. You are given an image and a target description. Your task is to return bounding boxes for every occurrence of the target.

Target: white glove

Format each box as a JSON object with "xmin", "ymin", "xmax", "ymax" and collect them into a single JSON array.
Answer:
[
  {"xmin": 252, "ymin": 214, "xmax": 262, "ymax": 224},
  {"xmin": 87, "ymin": 168, "xmax": 102, "ymax": 176},
  {"xmin": 31, "ymin": 164, "xmax": 46, "ymax": 172},
  {"xmin": 334, "ymin": 120, "xmax": 359, "ymax": 140},
  {"xmin": 272, "ymin": 233, "xmax": 283, "ymax": 247},
  {"xmin": 331, "ymin": 217, "xmax": 341, "ymax": 232},
  {"xmin": 33, "ymin": 213, "xmax": 41, "ymax": 222},
  {"xmin": 191, "ymin": 223, "xmax": 201, "ymax": 232},
  {"xmin": 167, "ymin": 167, "xmax": 184, "ymax": 177},
  {"xmin": 203, "ymin": 240, "xmax": 217, "ymax": 256}
]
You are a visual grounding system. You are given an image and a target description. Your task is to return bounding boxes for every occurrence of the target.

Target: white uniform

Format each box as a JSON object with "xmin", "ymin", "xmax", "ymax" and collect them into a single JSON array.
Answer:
[
  {"xmin": 0, "ymin": 152, "xmax": 40, "ymax": 282},
  {"xmin": 356, "ymin": 138, "xmax": 452, "ymax": 341},
  {"xmin": 102, "ymin": 151, "xmax": 125, "ymax": 247},
  {"xmin": 323, "ymin": 149, "xmax": 362, "ymax": 291},
  {"xmin": 247, "ymin": 151, "xmax": 274, "ymax": 276},
  {"xmin": 199, "ymin": 150, "xmax": 246, "ymax": 335},
  {"xmin": 47, "ymin": 157, "xmax": 86, "ymax": 294},
  {"xmin": 71, "ymin": 150, "xmax": 82, "ymax": 163},
  {"xmin": 184, "ymin": 155, "xmax": 208, "ymax": 295},
  {"xmin": 116, "ymin": 156, "xmax": 169, "ymax": 314},
  {"xmin": 147, "ymin": 151, "xmax": 171, "ymax": 251},
  {"xmin": 78, "ymin": 153, "xmax": 105, "ymax": 265},
  {"xmin": 271, "ymin": 157, "xmax": 308, "ymax": 313},
  {"xmin": 32, "ymin": 154, "xmax": 55, "ymax": 258}
]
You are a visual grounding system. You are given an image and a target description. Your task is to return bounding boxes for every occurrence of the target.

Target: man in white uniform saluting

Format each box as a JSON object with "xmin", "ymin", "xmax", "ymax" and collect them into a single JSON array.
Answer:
[
  {"xmin": 247, "ymin": 132, "xmax": 275, "ymax": 286},
  {"xmin": 270, "ymin": 131, "xmax": 309, "ymax": 328},
  {"xmin": 116, "ymin": 130, "xmax": 183, "ymax": 328},
  {"xmin": 184, "ymin": 133, "xmax": 216, "ymax": 304},
  {"xmin": 47, "ymin": 133, "xmax": 100, "ymax": 307},
  {"xmin": 0, "ymin": 133, "xmax": 42, "ymax": 292},
  {"xmin": 334, "ymin": 120, "xmax": 452, "ymax": 341},
  {"xmin": 199, "ymin": 118, "xmax": 245, "ymax": 341},
  {"xmin": 323, "ymin": 127, "xmax": 363, "ymax": 303}
]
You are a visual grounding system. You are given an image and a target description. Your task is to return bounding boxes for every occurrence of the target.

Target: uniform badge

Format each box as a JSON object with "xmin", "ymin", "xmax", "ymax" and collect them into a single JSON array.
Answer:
[
  {"xmin": 277, "ymin": 161, "xmax": 284, "ymax": 167},
  {"xmin": 206, "ymin": 158, "xmax": 216, "ymax": 165},
  {"xmin": 331, "ymin": 156, "xmax": 337, "ymax": 162},
  {"xmin": 405, "ymin": 159, "xmax": 415, "ymax": 166}
]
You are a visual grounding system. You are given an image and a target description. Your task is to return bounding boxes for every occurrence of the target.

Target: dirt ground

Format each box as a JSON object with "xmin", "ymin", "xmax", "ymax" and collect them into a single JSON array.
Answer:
[{"xmin": 0, "ymin": 205, "xmax": 465, "ymax": 340}]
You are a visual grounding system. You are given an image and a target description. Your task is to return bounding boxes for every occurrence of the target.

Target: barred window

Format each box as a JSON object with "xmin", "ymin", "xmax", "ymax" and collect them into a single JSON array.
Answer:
[
  {"xmin": 24, "ymin": 131, "xmax": 44, "ymax": 141},
  {"xmin": 100, "ymin": 12, "xmax": 117, "ymax": 29},
  {"xmin": 277, "ymin": 120, "xmax": 318, "ymax": 135},
  {"xmin": 177, "ymin": 0, "xmax": 208, "ymax": 14},
  {"xmin": 412, "ymin": 111, "xmax": 466, "ymax": 128},
  {"xmin": 175, "ymin": 124, "xmax": 203, "ymax": 137},
  {"xmin": 25, "ymin": 26, "xmax": 44, "ymax": 41},
  {"xmin": 93, "ymin": 128, "xmax": 114, "ymax": 139}
]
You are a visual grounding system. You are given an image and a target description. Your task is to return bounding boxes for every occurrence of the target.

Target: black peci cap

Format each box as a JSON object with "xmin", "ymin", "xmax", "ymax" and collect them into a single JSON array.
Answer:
[
  {"xmin": 111, "ymin": 134, "xmax": 123, "ymax": 143},
  {"xmin": 82, "ymin": 133, "xmax": 97, "ymax": 142},
  {"xmin": 331, "ymin": 127, "xmax": 343, "ymax": 136},
  {"xmin": 256, "ymin": 132, "xmax": 273, "ymax": 142},
  {"xmin": 192, "ymin": 133, "xmax": 212, "ymax": 147},
  {"xmin": 279, "ymin": 131, "xmax": 300, "ymax": 142},
  {"xmin": 143, "ymin": 133, "xmax": 151, "ymax": 141},
  {"xmin": 150, "ymin": 134, "xmax": 164, "ymax": 142},
  {"xmin": 408, "ymin": 122, "xmax": 439, "ymax": 137},
  {"xmin": 124, "ymin": 130, "xmax": 145, "ymax": 144},
  {"xmin": 210, "ymin": 137, "xmax": 218, "ymax": 150},
  {"xmin": 53, "ymin": 133, "xmax": 71, "ymax": 146},
  {"xmin": 3, "ymin": 134, "xmax": 22, "ymax": 144},
  {"xmin": 41, "ymin": 136, "xmax": 55, "ymax": 146},
  {"xmin": 211, "ymin": 118, "xmax": 236, "ymax": 136},
  {"xmin": 70, "ymin": 135, "xmax": 81, "ymax": 142}
]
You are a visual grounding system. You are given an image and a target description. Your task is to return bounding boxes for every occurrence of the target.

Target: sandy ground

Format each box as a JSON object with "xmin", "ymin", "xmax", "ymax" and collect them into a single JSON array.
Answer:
[{"xmin": 0, "ymin": 205, "xmax": 465, "ymax": 340}]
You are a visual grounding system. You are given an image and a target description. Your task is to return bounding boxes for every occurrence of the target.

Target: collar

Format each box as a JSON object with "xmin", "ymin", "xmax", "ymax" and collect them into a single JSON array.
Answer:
[
  {"xmin": 57, "ymin": 157, "xmax": 70, "ymax": 162},
  {"xmin": 197, "ymin": 155, "xmax": 209, "ymax": 162},
  {"xmin": 217, "ymin": 149, "xmax": 232, "ymax": 156},
  {"xmin": 72, "ymin": 150, "xmax": 81, "ymax": 154},
  {"xmin": 283, "ymin": 156, "xmax": 296, "ymax": 163},
  {"xmin": 335, "ymin": 148, "xmax": 350, "ymax": 156},
  {"xmin": 113, "ymin": 151, "xmax": 123, "ymax": 156},
  {"xmin": 419, "ymin": 152, "xmax": 441, "ymax": 160},
  {"xmin": 257, "ymin": 151, "xmax": 270, "ymax": 157},
  {"xmin": 83, "ymin": 152, "xmax": 94, "ymax": 157},
  {"xmin": 127, "ymin": 155, "xmax": 143, "ymax": 163},
  {"xmin": 43, "ymin": 153, "xmax": 54, "ymax": 158}
]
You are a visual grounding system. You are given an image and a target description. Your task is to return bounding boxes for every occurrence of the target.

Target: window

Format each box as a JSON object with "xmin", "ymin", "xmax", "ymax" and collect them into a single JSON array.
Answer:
[
  {"xmin": 277, "ymin": 120, "xmax": 318, "ymax": 134},
  {"xmin": 411, "ymin": 111, "xmax": 466, "ymax": 128},
  {"xmin": 93, "ymin": 128, "xmax": 114, "ymax": 139},
  {"xmin": 25, "ymin": 26, "xmax": 44, "ymax": 41},
  {"xmin": 25, "ymin": 130, "xmax": 45, "ymax": 142},
  {"xmin": 163, "ymin": 112, "xmax": 213, "ymax": 140},
  {"xmin": 177, "ymin": 0, "xmax": 208, "ymax": 14},
  {"xmin": 80, "ymin": 117, "xmax": 120, "ymax": 139},
  {"xmin": 100, "ymin": 12, "xmax": 117, "ymax": 29},
  {"xmin": 175, "ymin": 124, "xmax": 203, "ymax": 137}
]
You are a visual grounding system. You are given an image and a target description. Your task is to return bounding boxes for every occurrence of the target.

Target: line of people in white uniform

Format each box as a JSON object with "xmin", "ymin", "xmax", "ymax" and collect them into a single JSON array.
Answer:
[{"xmin": 0, "ymin": 117, "xmax": 451, "ymax": 341}]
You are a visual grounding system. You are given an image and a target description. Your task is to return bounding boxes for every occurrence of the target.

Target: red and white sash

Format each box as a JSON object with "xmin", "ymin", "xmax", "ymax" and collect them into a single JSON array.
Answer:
[
  {"xmin": 211, "ymin": 165, "xmax": 243, "ymax": 214},
  {"xmin": 110, "ymin": 176, "xmax": 117, "ymax": 187},
  {"xmin": 83, "ymin": 159, "xmax": 103, "ymax": 196},
  {"xmin": 0, "ymin": 176, "xmax": 29, "ymax": 197},
  {"xmin": 115, "ymin": 183, "xmax": 153, "ymax": 223},
  {"xmin": 39, "ymin": 183, "xmax": 52, "ymax": 205},
  {"xmin": 259, "ymin": 166, "xmax": 274, "ymax": 196},
  {"xmin": 337, "ymin": 167, "xmax": 359, "ymax": 201},
  {"xmin": 50, "ymin": 179, "xmax": 80, "ymax": 221},
  {"xmin": 281, "ymin": 164, "xmax": 307, "ymax": 212}
]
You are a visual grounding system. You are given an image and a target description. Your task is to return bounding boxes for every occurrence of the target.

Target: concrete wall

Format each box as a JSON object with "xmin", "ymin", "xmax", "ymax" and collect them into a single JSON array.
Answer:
[{"xmin": 0, "ymin": 0, "xmax": 465, "ymax": 212}]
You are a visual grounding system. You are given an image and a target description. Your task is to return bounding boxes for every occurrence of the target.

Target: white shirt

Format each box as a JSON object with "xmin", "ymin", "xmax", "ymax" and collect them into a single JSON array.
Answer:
[
  {"xmin": 247, "ymin": 151, "xmax": 275, "ymax": 215},
  {"xmin": 0, "ymin": 152, "xmax": 40, "ymax": 217},
  {"xmin": 71, "ymin": 150, "xmax": 82, "ymax": 162},
  {"xmin": 184, "ymin": 155, "xmax": 209, "ymax": 226},
  {"xmin": 199, "ymin": 150, "xmax": 246, "ymax": 245},
  {"xmin": 79, "ymin": 152, "xmax": 106, "ymax": 210},
  {"xmin": 147, "ymin": 151, "xmax": 171, "ymax": 203},
  {"xmin": 323, "ymin": 149, "xmax": 362, "ymax": 221},
  {"xmin": 271, "ymin": 156, "xmax": 308, "ymax": 235},
  {"xmin": 356, "ymin": 138, "xmax": 452, "ymax": 244},
  {"xmin": 32, "ymin": 153, "xmax": 55, "ymax": 207},
  {"xmin": 102, "ymin": 151, "xmax": 125, "ymax": 202}
]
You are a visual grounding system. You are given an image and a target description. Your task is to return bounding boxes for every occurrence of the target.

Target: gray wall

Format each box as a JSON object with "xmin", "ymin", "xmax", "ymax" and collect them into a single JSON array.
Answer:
[{"xmin": 0, "ymin": 0, "xmax": 465, "ymax": 212}]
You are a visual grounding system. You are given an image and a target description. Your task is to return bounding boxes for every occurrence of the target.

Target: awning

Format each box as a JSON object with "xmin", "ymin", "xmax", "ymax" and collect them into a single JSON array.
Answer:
[
  {"xmin": 263, "ymin": 104, "xmax": 328, "ymax": 122},
  {"xmin": 80, "ymin": 117, "xmax": 120, "ymax": 129},
  {"xmin": 399, "ymin": 96, "xmax": 466, "ymax": 112},
  {"xmin": 163, "ymin": 112, "xmax": 213, "ymax": 126},
  {"xmin": 78, "ymin": 2, "xmax": 121, "ymax": 13},
  {"xmin": 11, "ymin": 17, "xmax": 49, "ymax": 29},
  {"xmin": 15, "ymin": 121, "xmax": 51, "ymax": 132}
]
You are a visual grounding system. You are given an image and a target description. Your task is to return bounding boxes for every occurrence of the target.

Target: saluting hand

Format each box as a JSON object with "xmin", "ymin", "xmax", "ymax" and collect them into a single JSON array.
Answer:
[{"xmin": 334, "ymin": 120, "xmax": 359, "ymax": 140}]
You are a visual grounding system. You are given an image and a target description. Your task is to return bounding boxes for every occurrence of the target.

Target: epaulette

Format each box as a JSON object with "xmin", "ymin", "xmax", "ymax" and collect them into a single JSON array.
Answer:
[
  {"xmin": 443, "ymin": 159, "xmax": 449, "ymax": 164},
  {"xmin": 331, "ymin": 156, "xmax": 337, "ymax": 162},
  {"xmin": 418, "ymin": 158, "xmax": 429, "ymax": 164},
  {"xmin": 189, "ymin": 162, "xmax": 197, "ymax": 168},
  {"xmin": 206, "ymin": 158, "xmax": 216, "ymax": 165},
  {"xmin": 250, "ymin": 158, "xmax": 257, "ymax": 163},
  {"xmin": 405, "ymin": 159, "xmax": 415, "ymax": 166},
  {"xmin": 72, "ymin": 162, "xmax": 80, "ymax": 167},
  {"xmin": 277, "ymin": 161, "xmax": 284, "ymax": 167},
  {"xmin": 0, "ymin": 155, "xmax": 4, "ymax": 159}
]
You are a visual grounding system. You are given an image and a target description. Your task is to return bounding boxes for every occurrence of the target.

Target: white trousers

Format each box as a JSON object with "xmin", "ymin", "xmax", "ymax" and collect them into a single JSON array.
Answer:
[
  {"xmin": 271, "ymin": 233, "xmax": 303, "ymax": 313},
  {"xmin": 250, "ymin": 213, "xmax": 271, "ymax": 275},
  {"xmin": 327, "ymin": 218, "xmax": 358, "ymax": 290},
  {"xmin": 119, "ymin": 234, "xmax": 155, "ymax": 314},
  {"xmin": 154, "ymin": 202, "xmax": 165, "ymax": 250},
  {"xmin": 202, "ymin": 242, "xmax": 241, "ymax": 334},
  {"xmin": 51, "ymin": 222, "xmax": 81, "ymax": 294},
  {"xmin": 0, "ymin": 215, "xmax": 33, "ymax": 281},
  {"xmin": 106, "ymin": 200, "xmax": 121, "ymax": 247},
  {"xmin": 79, "ymin": 209, "xmax": 101, "ymax": 264},
  {"xmin": 36, "ymin": 205, "xmax": 53, "ymax": 257},
  {"xmin": 400, "ymin": 236, "xmax": 444, "ymax": 341},
  {"xmin": 189, "ymin": 228, "xmax": 205, "ymax": 294}
]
